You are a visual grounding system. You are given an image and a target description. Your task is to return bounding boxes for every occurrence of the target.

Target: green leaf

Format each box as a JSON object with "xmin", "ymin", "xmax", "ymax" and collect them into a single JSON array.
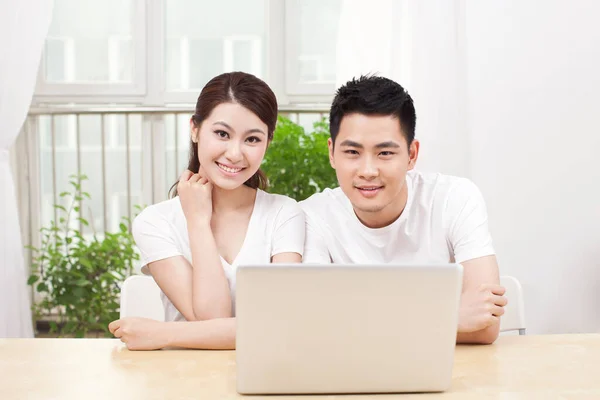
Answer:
[
  {"xmin": 72, "ymin": 287, "xmax": 86, "ymax": 298},
  {"xmin": 80, "ymin": 258, "xmax": 92, "ymax": 269},
  {"xmin": 64, "ymin": 321, "xmax": 77, "ymax": 333},
  {"xmin": 110, "ymin": 271, "xmax": 124, "ymax": 280},
  {"xmin": 49, "ymin": 321, "xmax": 58, "ymax": 333},
  {"xmin": 23, "ymin": 171, "xmax": 143, "ymax": 338}
]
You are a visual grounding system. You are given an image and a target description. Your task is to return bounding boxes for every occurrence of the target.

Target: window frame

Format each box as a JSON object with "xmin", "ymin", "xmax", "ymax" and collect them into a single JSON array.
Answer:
[
  {"xmin": 31, "ymin": 0, "xmax": 334, "ymax": 107},
  {"xmin": 33, "ymin": 0, "xmax": 147, "ymax": 102}
]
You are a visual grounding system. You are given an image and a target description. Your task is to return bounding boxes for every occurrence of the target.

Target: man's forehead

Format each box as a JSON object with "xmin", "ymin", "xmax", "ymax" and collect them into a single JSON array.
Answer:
[
  {"xmin": 336, "ymin": 129, "xmax": 407, "ymax": 148},
  {"xmin": 338, "ymin": 114, "xmax": 405, "ymax": 141}
]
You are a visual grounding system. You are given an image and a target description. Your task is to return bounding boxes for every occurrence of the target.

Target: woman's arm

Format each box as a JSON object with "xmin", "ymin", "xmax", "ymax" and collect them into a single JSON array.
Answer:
[
  {"xmin": 172, "ymin": 170, "xmax": 232, "ymax": 320},
  {"xmin": 109, "ymin": 317, "xmax": 235, "ymax": 350}
]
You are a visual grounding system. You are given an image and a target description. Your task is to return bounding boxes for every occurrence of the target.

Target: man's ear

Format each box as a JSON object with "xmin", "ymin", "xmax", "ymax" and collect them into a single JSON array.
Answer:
[
  {"xmin": 408, "ymin": 139, "xmax": 420, "ymax": 170},
  {"xmin": 190, "ymin": 118, "xmax": 198, "ymax": 143},
  {"xmin": 328, "ymin": 138, "xmax": 336, "ymax": 169}
]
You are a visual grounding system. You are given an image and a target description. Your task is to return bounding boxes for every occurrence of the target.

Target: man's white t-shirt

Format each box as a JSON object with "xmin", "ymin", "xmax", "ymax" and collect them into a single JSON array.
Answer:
[
  {"xmin": 300, "ymin": 170, "xmax": 495, "ymax": 264},
  {"xmin": 132, "ymin": 190, "xmax": 305, "ymax": 321}
]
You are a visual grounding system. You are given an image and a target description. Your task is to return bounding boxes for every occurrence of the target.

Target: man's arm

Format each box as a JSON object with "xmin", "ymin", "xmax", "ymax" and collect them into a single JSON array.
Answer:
[
  {"xmin": 456, "ymin": 255, "xmax": 507, "ymax": 344},
  {"xmin": 443, "ymin": 179, "xmax": 506, "ymax": 344}
]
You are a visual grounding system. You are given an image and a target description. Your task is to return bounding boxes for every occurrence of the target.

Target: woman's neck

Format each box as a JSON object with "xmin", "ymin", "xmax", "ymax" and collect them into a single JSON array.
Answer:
[{"xmin": 211, "ymin": 184, "xmax": 257, "ymax": 214}]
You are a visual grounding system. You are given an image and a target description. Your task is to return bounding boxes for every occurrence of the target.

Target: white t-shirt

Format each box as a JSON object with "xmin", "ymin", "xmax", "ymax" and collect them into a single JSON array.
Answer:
[
  {"xmin": 300, "ymin": 170, "xmax": 495, "ymax": 265},
  {"xmin": 132, "ymin": 189, "xmax": 305, "ymax": 321}
]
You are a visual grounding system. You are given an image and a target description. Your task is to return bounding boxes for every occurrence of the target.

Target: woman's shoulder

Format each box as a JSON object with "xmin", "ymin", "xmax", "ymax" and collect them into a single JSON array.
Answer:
[
  {"xmin": 133, "ymin": 197, "xmax": 184, "ymax": 230},
  {"xmin": 257, "ymin": 190, "xmax": 300, "ymax": 210}
]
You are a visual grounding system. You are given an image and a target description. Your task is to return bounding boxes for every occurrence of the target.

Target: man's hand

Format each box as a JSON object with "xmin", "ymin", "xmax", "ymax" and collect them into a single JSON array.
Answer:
[
  {"xmin": 108, "ymin": 317, "xmax": 170, "ymax": 351},
  {"xmin": 458, "ymin": 284, "xmax": 507, "ymax": 333}
]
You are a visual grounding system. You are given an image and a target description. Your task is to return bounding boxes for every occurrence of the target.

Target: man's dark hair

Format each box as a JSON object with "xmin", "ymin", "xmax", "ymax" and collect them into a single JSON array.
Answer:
[{"xmin": 329, "ymin": 75, "xmax": 416, "ymax": 147}]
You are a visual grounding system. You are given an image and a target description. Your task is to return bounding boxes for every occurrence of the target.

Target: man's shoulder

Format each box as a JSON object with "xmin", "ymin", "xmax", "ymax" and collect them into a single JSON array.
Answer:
[
  {"xmin": 299, "ymin": 187, "xmax": 346, "ymax": 216},
  {"xmin": 409, "ymin": 170, "xmax": 480, "ymax": 202}
]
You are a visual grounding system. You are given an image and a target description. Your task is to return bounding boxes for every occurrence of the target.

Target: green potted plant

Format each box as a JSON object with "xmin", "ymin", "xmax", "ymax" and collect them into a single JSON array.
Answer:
[
  {"xmin": 262, "ymin": 116, "xmax": 338, "ymax": 200},
  {"xmin": 27, "ymin": 175, "xmax": 139, "ymax": 338}
]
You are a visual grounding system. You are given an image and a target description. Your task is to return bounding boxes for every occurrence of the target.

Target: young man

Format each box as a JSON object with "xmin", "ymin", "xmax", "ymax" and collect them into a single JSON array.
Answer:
[{"xmin": 300, "ymin": 75, "xmax": 507, "ymax": 344}]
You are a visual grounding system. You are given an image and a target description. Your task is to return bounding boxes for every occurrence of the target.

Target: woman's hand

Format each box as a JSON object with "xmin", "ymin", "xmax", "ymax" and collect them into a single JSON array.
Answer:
[
  {"xmin": 177, "ymin": 168, "xmax": 213, "ymax": 225},
  {"xmin": 108, "ymin": 317, "xmax": 170, "ymax": 351}
]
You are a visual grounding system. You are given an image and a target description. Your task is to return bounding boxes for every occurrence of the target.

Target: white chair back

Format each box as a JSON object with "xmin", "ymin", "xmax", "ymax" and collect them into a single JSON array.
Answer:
[
  {"xmin": 499, "ymin": 275, "xmax": 526, "ymax": 335},
  {"xmin": 119, "ymin": 275, "xmax": 165, "ymax": 321}
]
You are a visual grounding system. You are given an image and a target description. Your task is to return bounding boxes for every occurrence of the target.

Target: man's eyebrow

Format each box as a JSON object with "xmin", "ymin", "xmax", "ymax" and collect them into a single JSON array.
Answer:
[
  {"xmin": 339, "ymin": 140, "xmax": 364, "ymax": 148},
  {"xmin": 375, "ymin": 141, "xmax": 401, "ymax": 149}
]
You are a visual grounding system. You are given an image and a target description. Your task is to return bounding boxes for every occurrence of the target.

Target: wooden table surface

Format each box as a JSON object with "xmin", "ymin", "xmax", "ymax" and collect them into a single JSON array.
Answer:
[{"xmin": 1, "ymin": 334, "xmax": 599, "ymax": 399}]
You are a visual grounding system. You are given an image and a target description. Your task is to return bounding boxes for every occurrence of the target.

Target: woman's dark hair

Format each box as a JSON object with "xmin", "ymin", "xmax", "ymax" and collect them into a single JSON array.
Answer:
[{"xmin": 170, "ymin": 71, "xmax": 278, "ymax": 197}]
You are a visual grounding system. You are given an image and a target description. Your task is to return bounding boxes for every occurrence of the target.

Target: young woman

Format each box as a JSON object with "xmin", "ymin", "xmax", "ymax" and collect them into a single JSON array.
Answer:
[{"xmin": 109, "ymin": 72, "xmax": 304, "ymax": 350}]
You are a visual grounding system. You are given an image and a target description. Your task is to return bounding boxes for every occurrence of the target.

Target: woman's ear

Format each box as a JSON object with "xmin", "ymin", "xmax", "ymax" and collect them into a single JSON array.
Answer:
[{"xmin": 190, "ymin": 118, "xmax": 198, "ymax": 143}]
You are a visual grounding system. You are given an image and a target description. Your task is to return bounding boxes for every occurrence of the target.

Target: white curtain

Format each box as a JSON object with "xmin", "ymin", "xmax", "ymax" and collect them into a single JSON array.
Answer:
[
  {"xmin": 0, "ymin": 0, "xmax": 53, "ymax": 338},
  {"xmin": 335, "ymin": 0, "xmax": 469, "ymax": 177}
]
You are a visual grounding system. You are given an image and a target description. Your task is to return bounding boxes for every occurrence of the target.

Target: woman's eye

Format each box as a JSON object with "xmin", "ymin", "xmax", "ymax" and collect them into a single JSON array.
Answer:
[
  {"xmin": 246, "ymin": 136, "xmax": 262, "ymax": 144},
  {"xmin": 215, "ymin": 130, "xmax": 229, "ymax": 138}
]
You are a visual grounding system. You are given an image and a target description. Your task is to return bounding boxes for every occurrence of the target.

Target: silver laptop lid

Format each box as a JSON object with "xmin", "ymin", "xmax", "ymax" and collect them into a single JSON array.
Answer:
[{"xmin": 236, "ymin": 263, "xmax": 463, "ymax": 394}]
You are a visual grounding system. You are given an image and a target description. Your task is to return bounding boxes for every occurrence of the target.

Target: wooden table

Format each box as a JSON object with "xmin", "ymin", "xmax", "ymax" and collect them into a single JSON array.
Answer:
[{"xmin": 1, "ymin": 334, "xmax": 599, "ymax": 399}]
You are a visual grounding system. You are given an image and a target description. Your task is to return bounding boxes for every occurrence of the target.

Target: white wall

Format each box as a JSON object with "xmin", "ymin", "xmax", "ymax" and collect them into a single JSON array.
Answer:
[{"xmin": 465, "ymin": 0, "xmax": 600, "ymax": 333}]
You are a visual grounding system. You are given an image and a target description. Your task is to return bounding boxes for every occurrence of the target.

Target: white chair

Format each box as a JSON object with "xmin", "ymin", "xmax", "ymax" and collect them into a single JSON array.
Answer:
[
  {"xmin": 119, "ymin": 275, "xmax": 165, "ymax": 321},
  {"xmin": 499, "ymin": 275, "xmax": 526, "ymax": 335}
]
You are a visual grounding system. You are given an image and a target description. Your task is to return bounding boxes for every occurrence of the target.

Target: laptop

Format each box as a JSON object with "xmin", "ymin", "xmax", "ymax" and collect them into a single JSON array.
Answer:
[{"xmin": 235, "ymin": 263, "xmax": 463, "ymax": 395}]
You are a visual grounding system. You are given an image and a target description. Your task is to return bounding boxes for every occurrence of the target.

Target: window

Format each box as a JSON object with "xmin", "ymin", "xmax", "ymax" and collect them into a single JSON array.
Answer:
[
  {"xmin": 285, "ymin": 0, "xmax": 342, "ymax": 95},
  {"xmin": 163, "ymin": 0, "xmax": 266, "ymax": 102},
  {"xmin": 36, "ymin": 0, "xmax": 144, "ymax": 98},
  {"xmin": 33, "ymin": 0, "xmax": 348, "ymax": 105}
]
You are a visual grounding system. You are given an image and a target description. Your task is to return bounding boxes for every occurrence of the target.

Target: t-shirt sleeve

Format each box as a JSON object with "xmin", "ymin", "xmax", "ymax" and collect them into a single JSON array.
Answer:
[
  {"xmin": 445, "ymin": 179, "xmax": 495, "ymax": 264},
  {"xmin": 271, "ymin": 199, "xmax": 306, "ymax": 257},
  {"xmin": 132, "ymin": 207, "xmax": 183, "ymax": 268},
  {"xmin": 302, "ymin": 212, "xmax": 333, "ymax": 264}
]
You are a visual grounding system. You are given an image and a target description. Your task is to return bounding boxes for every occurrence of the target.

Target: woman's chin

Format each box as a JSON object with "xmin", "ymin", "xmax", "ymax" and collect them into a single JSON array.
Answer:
[{"xmin": 211, "ymin": 175, "xmax": 249, "ymax": 191}]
